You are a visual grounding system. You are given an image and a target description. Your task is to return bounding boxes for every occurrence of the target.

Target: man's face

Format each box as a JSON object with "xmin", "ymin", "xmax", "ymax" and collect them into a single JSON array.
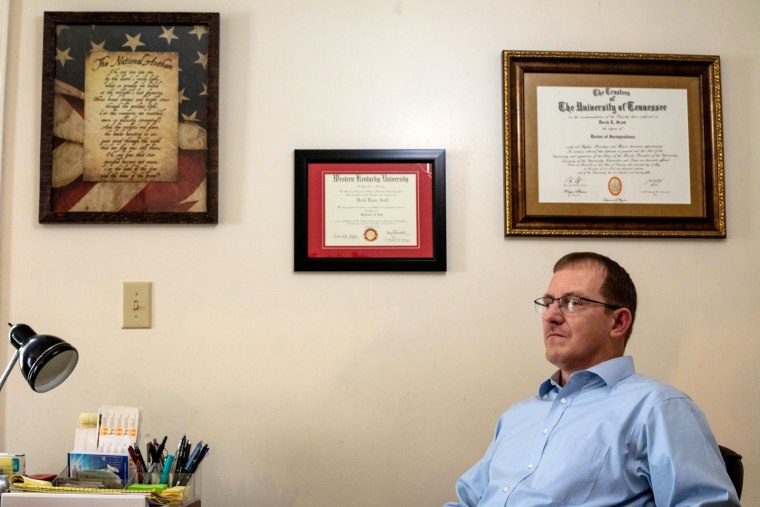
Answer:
[{"xmin": 542, "ymin": 263, "xmax": 622, "ymax": 379}]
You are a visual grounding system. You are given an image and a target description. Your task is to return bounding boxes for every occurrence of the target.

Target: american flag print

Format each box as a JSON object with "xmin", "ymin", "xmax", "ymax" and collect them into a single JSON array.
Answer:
[{"xmin": 48, "ymin": 19, "xmax": 213, "ymax": 215}]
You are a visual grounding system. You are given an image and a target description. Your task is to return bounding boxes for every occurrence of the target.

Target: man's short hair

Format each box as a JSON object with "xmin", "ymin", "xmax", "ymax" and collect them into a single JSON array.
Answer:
[{"xmin": 554, "ymin": 252, "xmax": 638, "ymax": 343}]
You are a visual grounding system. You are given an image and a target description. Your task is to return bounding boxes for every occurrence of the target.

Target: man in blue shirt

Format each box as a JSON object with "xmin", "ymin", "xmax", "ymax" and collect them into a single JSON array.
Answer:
[{"xmin": 444, "ymin": 252, "xmax": 739, "ymax": 506}]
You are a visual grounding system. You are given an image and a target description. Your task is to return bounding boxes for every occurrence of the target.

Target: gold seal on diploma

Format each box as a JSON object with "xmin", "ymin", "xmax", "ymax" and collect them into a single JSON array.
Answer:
[
  {"xmin": 363, "ymin": 228, "xmax": 378, "ymax": 242},
  {"xmin": 608, "ymin": 176, "xmax": 622, "ymax": 196}
]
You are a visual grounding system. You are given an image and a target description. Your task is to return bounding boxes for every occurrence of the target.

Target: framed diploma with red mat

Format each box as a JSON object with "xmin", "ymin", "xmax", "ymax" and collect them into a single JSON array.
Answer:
[{"xmin": 294, "ymin": 149, "xmax": 446, "ymax": 271}]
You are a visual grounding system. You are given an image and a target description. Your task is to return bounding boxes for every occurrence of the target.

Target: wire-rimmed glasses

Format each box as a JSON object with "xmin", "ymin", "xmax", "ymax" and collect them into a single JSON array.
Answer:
[{"xmin": 534, "ymin": 295, "xmax": 622, "ymax": 314}]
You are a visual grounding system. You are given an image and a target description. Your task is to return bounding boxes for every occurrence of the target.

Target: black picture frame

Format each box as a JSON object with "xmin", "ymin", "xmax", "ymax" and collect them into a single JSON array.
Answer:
[
  {"xmin": 39, "ymin": 11, "xmax": 219, "ymax": 224},
  {"xmin": 294, "ymin": 149, "xmax": 447, "ymax": 271}
]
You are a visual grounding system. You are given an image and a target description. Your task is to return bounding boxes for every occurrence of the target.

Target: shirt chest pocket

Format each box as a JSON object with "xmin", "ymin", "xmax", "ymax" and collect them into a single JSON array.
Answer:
[{"xmin": 527, "ymin": 436, "xmax": 610, "ymax": 505}]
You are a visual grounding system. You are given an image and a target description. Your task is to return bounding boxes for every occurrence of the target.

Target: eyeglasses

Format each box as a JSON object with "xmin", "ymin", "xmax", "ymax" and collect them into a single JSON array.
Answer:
[{"xmin": 534, "ymin": 295, "xmax": 622, "ymax": 314}]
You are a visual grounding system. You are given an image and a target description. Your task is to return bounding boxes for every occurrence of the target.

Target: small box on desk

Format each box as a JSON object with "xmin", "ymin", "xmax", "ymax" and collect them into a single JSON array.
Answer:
[
  {"xmin": 65, "ymin": 452, "xmax": 130, "ymax": 488},
  {"xmin": 0, "ymin": 454, "xmax": 25, "ymax": 476}
]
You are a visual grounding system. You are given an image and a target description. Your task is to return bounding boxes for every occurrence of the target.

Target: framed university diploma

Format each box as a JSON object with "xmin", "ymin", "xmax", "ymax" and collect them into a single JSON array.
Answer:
[
  {"xmin": 294, "ymin": 149, "xmax": 447, "ymax": 271},
  {"xmin": 39, "ymin": 12, "xmax": 219, "ymax": 224},
  {"xmin": 503, "ymin": 51, "xmax": 725, "ymax": 237}
]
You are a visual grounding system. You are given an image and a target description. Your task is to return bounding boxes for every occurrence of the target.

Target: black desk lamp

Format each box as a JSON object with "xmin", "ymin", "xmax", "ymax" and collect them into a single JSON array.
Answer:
[{"xmin": 0, "ymin": 323, "xmax": 79, "ymax": 393}]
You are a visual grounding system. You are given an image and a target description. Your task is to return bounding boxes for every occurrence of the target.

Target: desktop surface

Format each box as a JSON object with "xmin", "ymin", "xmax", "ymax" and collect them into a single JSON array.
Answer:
[{"xmin": 0, "ymin": 493, "xmax": 201, "ymax": 507}]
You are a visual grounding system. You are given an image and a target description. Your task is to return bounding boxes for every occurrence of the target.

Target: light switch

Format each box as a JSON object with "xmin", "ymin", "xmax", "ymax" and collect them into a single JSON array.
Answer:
[{"xmin": 122, "ymin": 282, "xmax": 152, "ymax": 329}]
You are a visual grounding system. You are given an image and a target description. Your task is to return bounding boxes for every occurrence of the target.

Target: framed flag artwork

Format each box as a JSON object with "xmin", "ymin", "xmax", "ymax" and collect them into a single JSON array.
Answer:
[{"xmin": 39, "ymin": 12, "xmax": 219, "ymax": 224}]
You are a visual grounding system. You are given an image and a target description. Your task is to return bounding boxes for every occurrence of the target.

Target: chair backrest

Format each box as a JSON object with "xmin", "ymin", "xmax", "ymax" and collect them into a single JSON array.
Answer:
[{"xmin": 719, "ymin": 445, "xmax": 743, "ymax": 499}]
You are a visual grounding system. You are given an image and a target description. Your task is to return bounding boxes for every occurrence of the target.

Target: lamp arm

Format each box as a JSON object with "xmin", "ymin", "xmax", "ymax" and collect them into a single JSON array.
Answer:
[{"xmin": 0, "ymin": 349, "xmax": 20, "ymax": 392}]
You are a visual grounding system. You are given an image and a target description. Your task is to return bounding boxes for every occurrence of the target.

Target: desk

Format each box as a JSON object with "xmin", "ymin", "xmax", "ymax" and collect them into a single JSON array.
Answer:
[
  {"xmin": 1, "ymin": 493, "xmax": 146, "ymax": 506},
  {"xmin": 0, "ymin": 493, "xmax": 201, "ymax": 506}
]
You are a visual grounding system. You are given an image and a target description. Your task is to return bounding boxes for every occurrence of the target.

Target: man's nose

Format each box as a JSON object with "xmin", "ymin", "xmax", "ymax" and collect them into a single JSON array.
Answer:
[{"xmin": 544, "ymin": 299, "xmax": 564, "ymax": 322}]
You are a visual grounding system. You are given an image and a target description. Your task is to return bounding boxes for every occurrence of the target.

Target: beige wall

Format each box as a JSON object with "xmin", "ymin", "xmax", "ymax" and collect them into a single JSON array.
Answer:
[{"xmin": 1, "ymin": 1, "xmax": 758, "ymax": 505}]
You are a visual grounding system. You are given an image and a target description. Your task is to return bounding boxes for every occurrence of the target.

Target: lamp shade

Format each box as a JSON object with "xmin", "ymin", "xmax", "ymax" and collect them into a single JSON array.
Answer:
[{"xmin": 7, "ymin": 323, "xmax": 78, "ymax": 393}]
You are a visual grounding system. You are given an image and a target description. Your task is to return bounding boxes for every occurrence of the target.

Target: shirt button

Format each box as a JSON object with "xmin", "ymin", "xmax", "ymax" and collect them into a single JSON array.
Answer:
[
  {"xmin": 528, "ymin": 463, "xmax": 534, "ymax": 469},
  {"xmin": 502, "ymin": 485, "xmax": 510, "ymax": 493},
  {"xmin": 560, "ymin": 397, "xmax": 567, "ymax": 404},
  {"xmin": 542, "ymin": 428, "xmax": 549, "ymax": 434}
]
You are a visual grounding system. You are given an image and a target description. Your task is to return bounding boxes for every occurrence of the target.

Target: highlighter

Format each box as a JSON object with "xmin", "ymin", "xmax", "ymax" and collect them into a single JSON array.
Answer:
[
  {"xmin": 128, "ymin": 483, "xmax": 168, "ymax": 492},
  {"xmin": 160, "ymin": 454, "xmax": 174, "ymax": 485}
]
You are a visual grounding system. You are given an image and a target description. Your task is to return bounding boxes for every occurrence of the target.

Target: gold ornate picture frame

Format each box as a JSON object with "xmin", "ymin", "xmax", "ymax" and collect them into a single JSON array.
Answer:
[{"xmin": 503, "ymin": 50, "xmax": 725, "ymax": 237}]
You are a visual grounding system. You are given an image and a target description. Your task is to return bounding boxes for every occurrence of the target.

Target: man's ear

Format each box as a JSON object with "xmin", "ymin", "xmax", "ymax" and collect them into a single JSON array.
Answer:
[{"xmin": 610, "ymin": 308, "xmax": 633, "ymax": 339}]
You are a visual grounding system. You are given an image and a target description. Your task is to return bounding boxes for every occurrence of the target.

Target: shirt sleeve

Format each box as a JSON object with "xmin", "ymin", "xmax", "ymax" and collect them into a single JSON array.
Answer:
[
  {"xmin": 442, "ymin": 417, "xmax": 504, "ymax": 507},
  {"xmin": 638, "ymin": 397, "xmax": 740, "ymax": 507}
]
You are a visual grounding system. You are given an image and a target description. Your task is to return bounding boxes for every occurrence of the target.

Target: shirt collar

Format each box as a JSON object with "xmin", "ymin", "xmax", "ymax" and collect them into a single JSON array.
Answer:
[{"xmin": 538, "ymin": 356, "xmax": 636, "ymax": 397}]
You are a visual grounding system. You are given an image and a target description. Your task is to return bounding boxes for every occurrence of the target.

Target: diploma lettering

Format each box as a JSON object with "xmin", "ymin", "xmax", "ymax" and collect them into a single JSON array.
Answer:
[
  {"xmin": 536, "ymin": 86, "xmax": 691, "ymax": 204},
  {"xmin": 324, "ymin": 173, "xmax": 419, "ymax": 247}
]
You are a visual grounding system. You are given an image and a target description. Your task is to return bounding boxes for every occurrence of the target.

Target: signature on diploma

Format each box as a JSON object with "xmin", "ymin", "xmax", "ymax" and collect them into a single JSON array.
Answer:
[
  {"xmin": 385, "ymin": 229, "xmax": 411, "ymax": 243},
  {"xmin": 332, "ymin": 233, "xmax": 359, "ymax": 240},
  {"xmin": 563, "ymin": 176, "xmax": 586, "ymax": 187},
  {"xmin": 640, "ymin": 189, "xmax": 671, "ymax": 197},
  {"xmin": 644, "ymin": 178, "xmax": 666, "ymax": 187},
  {"xmin": 562, "ymin": 175, "xmax": 588, "ymax": 197}
]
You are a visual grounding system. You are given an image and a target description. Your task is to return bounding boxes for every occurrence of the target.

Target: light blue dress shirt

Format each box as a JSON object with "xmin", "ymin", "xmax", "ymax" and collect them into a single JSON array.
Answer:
[{"xmin": 445, "ymin": 356, "xmax": 739, "ymax": 506}]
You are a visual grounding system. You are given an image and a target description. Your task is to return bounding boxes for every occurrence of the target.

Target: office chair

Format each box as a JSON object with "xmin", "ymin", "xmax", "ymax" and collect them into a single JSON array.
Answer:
[{"xmin": 719, "ymin": 445, "xmax": 743, "ymax": 499}]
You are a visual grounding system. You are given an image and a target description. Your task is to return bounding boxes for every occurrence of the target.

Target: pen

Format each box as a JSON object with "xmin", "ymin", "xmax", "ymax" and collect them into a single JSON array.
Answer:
[
  {"xmin": 179, "ymin": 445, "xmax": 209, "ymax": 486},
  {"xmin": 173, "ymin": 436, "xmax": 186, "ymax": 485},
  {"xmin": 160, "ymin": 454, "xmax": 174, "ymax": 485},
  {"xmin": 189, "ymin": 444, "xmax": 209, "ymax": 473},
  {"xmin": 173, "ymin": 436, "xmax": 185, "ymax": 472},
  {"xmin": 155, "ymin": 436, "xmax": 167, "ymax": 466},
  {"xmin": 178, "ymin": 440, "xmax": 192, "ymax": 485},
  {"xmin": 181, "ymin": 441, "xmax": 191, "ymax": 475},
  {"xmin": 184, "ymin": 441, "xmax": 203, "ymax": 472}
]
